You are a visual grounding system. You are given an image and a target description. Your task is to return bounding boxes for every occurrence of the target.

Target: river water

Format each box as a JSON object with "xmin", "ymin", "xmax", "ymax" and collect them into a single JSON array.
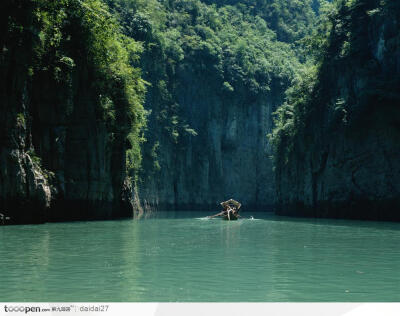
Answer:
[{"xmin": 0, "ymin": 212, "xmax": 399, "ymax": 301}]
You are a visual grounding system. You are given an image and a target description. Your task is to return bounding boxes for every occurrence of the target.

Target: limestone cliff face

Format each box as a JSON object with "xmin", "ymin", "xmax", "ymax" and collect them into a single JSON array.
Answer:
[
  {"xmin": 139, "ymin": 71, "xmax": 285, "ymax": 211},
  {"xmin": 0, "ymin": 2, "xmax": 134, "ymax": 224},
  {"xmin": 275, "ymin": 0, "xmax": 400, "ymax": 220},
  {"xmin": 0, "ymin": 52, "xmax": 132, "ymax": 225}
]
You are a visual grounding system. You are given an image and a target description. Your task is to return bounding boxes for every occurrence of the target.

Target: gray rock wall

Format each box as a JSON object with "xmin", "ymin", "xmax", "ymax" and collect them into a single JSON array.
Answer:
[{"xmin": 139, "ymin": 71, "xmax": 284, "ymax": 211}]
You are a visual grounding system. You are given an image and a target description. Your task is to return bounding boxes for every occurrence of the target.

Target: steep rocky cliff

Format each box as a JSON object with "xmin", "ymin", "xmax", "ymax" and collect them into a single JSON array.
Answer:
[
  {"xmin": 0, "ymin": 0, "xmax": 145, "ymax": 224},
  {"xmin": 273, "ymin": 0, "xmax": 400, "ymax": 220},
  {"xmin": 139, "ymin": 72, "xmax": 285, "ymax": 210},
  {"xmin": 110, "ymin": 0, "xmax": 308, "ymax": 211}
]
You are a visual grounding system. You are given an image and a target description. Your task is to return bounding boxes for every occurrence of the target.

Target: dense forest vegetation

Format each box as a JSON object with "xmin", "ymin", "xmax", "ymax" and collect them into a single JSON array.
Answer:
[{"xmin": 106, "ymin": 0, "xmax": 308, "ymax": 153}]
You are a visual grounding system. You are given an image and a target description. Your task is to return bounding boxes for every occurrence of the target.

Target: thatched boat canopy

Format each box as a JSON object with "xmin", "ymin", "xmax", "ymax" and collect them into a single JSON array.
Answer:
[{"xmin": 220, "ymin": 199, "xmax": 241, "ymax": 210}]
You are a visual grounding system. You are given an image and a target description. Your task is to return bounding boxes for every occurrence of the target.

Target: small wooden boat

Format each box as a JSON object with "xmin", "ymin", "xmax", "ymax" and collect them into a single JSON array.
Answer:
[{"xmin": 208, "ymin": 199, "xmax": 242, "ymax": 221}]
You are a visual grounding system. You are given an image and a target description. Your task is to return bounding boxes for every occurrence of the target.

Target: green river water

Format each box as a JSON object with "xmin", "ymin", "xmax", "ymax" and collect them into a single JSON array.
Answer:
[{"xmin": 0, "ymin": 212, "xmax": 399, "ymax": 302}]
